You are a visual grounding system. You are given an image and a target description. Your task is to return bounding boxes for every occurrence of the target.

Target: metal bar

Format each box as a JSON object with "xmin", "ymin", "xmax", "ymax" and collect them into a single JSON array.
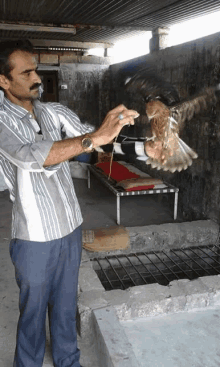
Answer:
[
  {"xmin": 95, "ymin": 258, "xmax": 114, "ymax": 290},
  {"xmin": 205, "ymin": 246, "xmax": 220, "ymax": 258},
  {"xmin": 170, "ymin": 249, "xmax": 202, "ymax": 278},
  {"xmin": 94, "ymin": 244, "xmax": 220, "ymax": 291},
  {"xmin": 199, "ymin": 247, "xmax": 220, "ymax": 266},
  {"xmin": 161, "ymin": 250, "xmax": 195, "ymax": 279},
  {"xmin": 152, "ymin": 251, "xmax": 180, "ymax": 280},
  {"xmin": 143, "ymin": 252, "xmax": 171, "ymax": 283},
  {"xmin": 116, "ymin": 196, "xmax": 120, "ymax": 225},
  {"xmin": 105, "ymin": 257, "xmax": 126, "ymax": 289},
  {"xmin": 133, "ymin": 253, "xmax": 159, "ymax": 283},
  {"xmin": 179, "ymin": 249, "xmax": 213, "ymax": 276},
  {"xmin": 189, "ymin": 247, "xmax": 220, "ymax": 272},
  {"xmin": 174, "ymin": 192, "xmax": 178, "ymax": 220},
  {"xmin": 115, "ymin": 256, "xmax": 137, "ymax": 286},
  {"xmin": 87, "ymin": 168, "xmax": 90, "ymax": 189},
  {"xmin": 126, "ymin": 255, "xmax": 149, "ymax": 285}
]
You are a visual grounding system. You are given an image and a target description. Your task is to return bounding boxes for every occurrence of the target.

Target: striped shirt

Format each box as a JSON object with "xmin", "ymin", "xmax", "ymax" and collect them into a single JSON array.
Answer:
[{"xmin": 0, "ymin": 91, "xmax": 94, "ymax": 242}]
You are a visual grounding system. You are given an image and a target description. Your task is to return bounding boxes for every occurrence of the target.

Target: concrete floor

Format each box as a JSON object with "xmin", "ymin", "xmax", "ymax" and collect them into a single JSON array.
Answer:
[{"xmin": 121, "ymin": 308, "xmax": 220, "ymax": 367}]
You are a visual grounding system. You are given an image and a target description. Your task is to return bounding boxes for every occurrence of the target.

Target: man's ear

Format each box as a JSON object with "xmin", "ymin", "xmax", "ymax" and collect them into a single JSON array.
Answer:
[{"xmin": 0, "ymin": 75, "xmax": 10, "ymax": 90}]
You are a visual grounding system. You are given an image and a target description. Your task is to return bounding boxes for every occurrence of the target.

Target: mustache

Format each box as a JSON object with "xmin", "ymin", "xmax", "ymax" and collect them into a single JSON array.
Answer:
[{"xmin": 30, "ymin": 83, "xmax": 41, "ymax": 90}]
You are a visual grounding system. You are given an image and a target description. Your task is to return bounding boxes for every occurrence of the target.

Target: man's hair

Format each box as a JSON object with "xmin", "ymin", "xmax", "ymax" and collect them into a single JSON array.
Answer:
[{"xmin": 0, "ymin": 39, "xmax": 34, "ymax": 80}]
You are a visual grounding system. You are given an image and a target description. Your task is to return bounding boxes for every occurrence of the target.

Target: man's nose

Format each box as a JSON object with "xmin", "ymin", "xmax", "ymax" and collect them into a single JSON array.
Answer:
[{"xmin": 32, "ymin": 70, "xmax": 41, "ymax": 84}]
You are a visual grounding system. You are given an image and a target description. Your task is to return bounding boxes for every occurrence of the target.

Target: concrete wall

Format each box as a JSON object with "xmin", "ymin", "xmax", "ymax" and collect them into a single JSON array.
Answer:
[
  {"xmin": 58, "ymin": 63, "xmax": 110, "ymax": 126},
  {"xmin": 36, "ymin": 51, "xmax": 111, "ymax": 127},
  {"xmin": 108, "ymin": 32, "xmax": 220, "ymax": 223}
]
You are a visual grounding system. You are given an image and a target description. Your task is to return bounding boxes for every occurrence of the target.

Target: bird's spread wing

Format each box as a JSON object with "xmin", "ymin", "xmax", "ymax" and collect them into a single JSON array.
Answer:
[
  {"xmin": 125, "ymin": 67, "xmax": 180, "ymax": 106},
  {"xmin": 170, "ymin": 87, "xmax": 218, "ymax": 131}
]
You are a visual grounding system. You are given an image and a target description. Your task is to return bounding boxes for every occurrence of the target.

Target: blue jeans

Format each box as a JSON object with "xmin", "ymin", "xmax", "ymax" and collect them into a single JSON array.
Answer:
[{"xmin": 10, "ymin": 226, "xmax": 82, "ymax": 367}]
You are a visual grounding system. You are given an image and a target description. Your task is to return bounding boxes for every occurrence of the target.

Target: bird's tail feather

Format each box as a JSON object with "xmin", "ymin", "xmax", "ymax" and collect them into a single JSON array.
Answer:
[{"xmin": 146, "ymin": 135, "xmax": 198, "ymax": 173}]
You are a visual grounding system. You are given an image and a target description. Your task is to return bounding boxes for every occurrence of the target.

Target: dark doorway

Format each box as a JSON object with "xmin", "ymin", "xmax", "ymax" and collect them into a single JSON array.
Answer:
[{"xmin": 38, "ymin": 71, "xmax": 58, "ymax": 102}]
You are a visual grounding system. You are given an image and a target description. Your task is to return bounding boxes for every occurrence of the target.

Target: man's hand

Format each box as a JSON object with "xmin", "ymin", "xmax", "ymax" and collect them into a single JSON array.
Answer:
[{"xmin": 91, "ymin": 104, "xmax": 139, "ymax": 148}]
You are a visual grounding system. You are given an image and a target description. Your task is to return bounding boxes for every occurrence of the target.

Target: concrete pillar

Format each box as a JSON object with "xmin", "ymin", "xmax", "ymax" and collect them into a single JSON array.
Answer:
[{"xmin": 149, "ymin": 27, "xmax": 169, "ymax": 53}]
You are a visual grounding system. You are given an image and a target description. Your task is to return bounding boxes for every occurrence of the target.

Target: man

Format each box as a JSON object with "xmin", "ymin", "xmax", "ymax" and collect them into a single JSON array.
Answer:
[{"xmin": 0, "ymin": 39, "xmax": 163, "ymax": 367}]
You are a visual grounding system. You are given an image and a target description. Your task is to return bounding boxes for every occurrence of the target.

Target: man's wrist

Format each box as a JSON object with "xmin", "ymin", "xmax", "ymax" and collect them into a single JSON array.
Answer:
[
  {"xmin": 81, "ymin": 134, "xmax": 94, "ymax": 152},
  {"xmin": 88, "ymin": 132, "xmax": 103, "ymax": 149}
]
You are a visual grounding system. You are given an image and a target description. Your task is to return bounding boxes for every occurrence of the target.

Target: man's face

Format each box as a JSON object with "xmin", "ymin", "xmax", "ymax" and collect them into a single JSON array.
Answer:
[{"xmin": 2, "ymin": 50, "xmax": 42, "ymax": 101}]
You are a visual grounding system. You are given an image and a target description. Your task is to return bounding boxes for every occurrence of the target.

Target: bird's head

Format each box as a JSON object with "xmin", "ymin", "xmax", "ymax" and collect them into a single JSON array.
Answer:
[{"xmin": 145, "ymin": 99, "xmax": 168, "ymax": 120}]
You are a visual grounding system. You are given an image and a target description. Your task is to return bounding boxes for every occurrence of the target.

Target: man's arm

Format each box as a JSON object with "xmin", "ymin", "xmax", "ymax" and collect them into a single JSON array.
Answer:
[
  {"xmin": 43, "ymin": 135, "xmax": 91, "ymax": 167},
  {"xmin": 43, "ymin": 104, "xmax": 139, "ymax": 167}
]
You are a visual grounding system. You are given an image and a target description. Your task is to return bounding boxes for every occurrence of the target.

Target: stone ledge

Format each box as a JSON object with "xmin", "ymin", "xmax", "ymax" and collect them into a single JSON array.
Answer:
[
  {"xmin": 78, "ymin": 273, "xmax": 220, "ymax": 337},
  {"xmin": 78, "ymin": 272, "xmax": 220, "ymax": 366},
  {"xmin": 83, "ymin": 220, "xmax": 219, "ymax": 258},
  {"xmin": 93, "ymin": 307, "xmax": 139, "ymax": 367}
]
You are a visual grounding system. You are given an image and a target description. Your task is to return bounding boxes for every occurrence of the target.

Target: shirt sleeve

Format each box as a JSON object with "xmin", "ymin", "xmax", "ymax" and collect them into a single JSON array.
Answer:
[
  {"xmin": 0, "ymin": 114, "xmax": 58, "ymax": 178},
  {"xmin": 49, "ymin": 103, "xmax": 95, "ymax": 139}
]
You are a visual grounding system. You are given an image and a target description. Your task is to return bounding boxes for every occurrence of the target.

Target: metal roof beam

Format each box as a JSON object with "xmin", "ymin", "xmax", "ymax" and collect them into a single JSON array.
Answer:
[
  {"xmin": 0, "ymin": 22, "xmax": 76, "ymax": 34},
  {"xmin": 75, "ymin": 24, "xmax": 150, "ymax": 31},
  {"xmin": 0, "ymin": 21, "xmax": 151, "ymax": 33},
  {"xmin": 30, "ymin": 39, "xmax": 113, "ymax": 49}
]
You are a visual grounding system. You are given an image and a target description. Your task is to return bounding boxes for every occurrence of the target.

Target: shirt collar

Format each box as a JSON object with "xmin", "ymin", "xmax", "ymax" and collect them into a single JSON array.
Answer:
[
  {"xmin": 0, "ymin": 90, "xmax": 43, "ymax": 120},
  {"xmin": 0, "ymin": 90, "xmax": 4, "ymax": 106}
]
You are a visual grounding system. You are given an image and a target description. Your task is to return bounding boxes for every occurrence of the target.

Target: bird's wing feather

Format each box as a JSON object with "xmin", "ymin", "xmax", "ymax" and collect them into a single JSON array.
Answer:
[
  {"xmin": 125, "ymin": 67, "xmax": 180, "ymax": 106},
  {"xmin": 170, "ymin": 87, "xmax": 217, "ymax": 130}
]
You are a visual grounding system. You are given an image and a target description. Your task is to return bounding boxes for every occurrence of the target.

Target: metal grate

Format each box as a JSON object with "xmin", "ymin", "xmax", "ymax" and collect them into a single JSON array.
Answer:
[{"xmin": 92, "ymin": 245, "xmax": 220, "ymax": 291}]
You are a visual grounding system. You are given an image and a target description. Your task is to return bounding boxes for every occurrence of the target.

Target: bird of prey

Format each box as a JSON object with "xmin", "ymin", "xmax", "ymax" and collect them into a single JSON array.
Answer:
[{"xmin": 125, "ymin": 68, "xmax": 219, "ymax": 173}]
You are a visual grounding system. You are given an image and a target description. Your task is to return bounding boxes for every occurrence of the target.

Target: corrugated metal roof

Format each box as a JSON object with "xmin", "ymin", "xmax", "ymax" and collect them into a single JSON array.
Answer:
[{"xmin": 0, "ymin": 0, "xmax": 220, "ymax": 46}]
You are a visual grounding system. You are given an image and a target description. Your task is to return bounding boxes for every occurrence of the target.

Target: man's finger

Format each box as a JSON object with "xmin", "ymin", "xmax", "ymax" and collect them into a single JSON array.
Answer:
[
  {"xmin": 118, "ymin": 115, "xmax": 138, "ymax": 127},
  {"xmin": 108, "ymin": 104, "xmax": 128, "ymax": 114},
  {"xmin": 123, "ymin": 110, "xmax": 140, "ymax": 119},
  {"xmin": 115, "ymin": 110, "xmax": 139, "ymax": 122}
]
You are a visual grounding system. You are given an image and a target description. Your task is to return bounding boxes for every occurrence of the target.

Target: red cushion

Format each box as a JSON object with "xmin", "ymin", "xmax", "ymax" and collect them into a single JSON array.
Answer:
[{"xmin": 96, "ymin": 161, "xmax": 139, "ymax": 182}]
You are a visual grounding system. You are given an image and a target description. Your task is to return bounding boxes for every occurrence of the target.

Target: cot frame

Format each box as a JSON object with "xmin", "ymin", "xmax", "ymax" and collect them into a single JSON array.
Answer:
[{"xmin": 87, "ymin": 165, "xmax": 179, "ymax": 225}]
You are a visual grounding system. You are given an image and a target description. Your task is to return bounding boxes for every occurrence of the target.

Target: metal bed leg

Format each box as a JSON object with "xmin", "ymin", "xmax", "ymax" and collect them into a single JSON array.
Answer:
[
  {"xmin": 88, "ymin": 168, "xmax": 90, "ymax": 189},
  {"xmin": 117, "ymin": 196, "xmax": 120, "ymax": 225},
  {"xmin": 174, "ymin": 192, "xmax": 178, "ymax": 220}
]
